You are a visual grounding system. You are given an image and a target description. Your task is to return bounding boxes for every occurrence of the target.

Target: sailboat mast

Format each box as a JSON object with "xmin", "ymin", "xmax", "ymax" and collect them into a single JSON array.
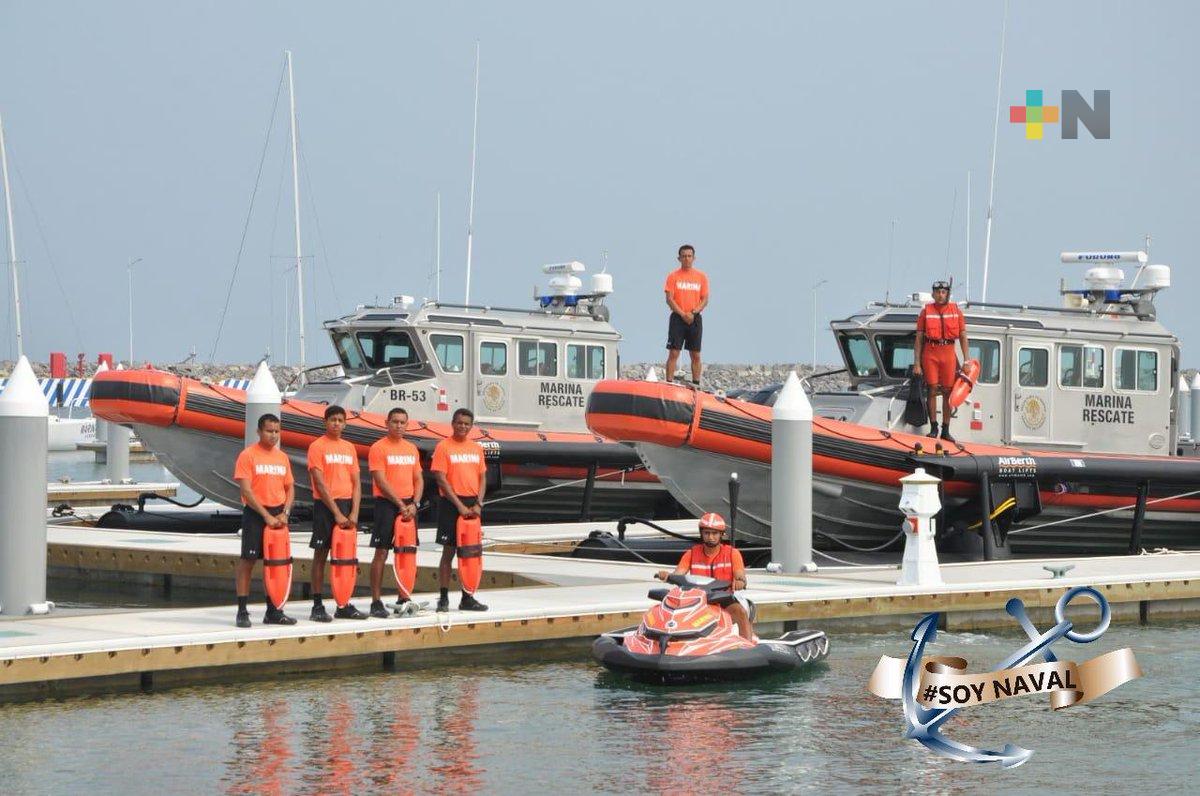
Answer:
[
  {"xmin": 435, "ymin": 191, "xmax": 442, "ymax": 302},
  {"xmin": 464, "ymin": 41, "xmax": 480, "ymax": 305},
  {"xmin": 0, "ymin": 113, "xmax": 22, "ymax": 358},
  {"xmin": 285, "ymin": 50, "xmax": 306, "ymax": 386},
  {"xmin": 965, "ymin": 170, "xmax": 971, "ymax": 302},
  {"xmin": 980, "ymin": 0, "xmax": 1009, "ymax": 303}
]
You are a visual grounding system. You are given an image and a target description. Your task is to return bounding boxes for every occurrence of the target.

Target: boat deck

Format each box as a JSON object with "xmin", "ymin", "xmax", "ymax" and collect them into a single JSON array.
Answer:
[{"xmin": 5, "ymin": 543, "xmax": 1200, "ymax": 700}]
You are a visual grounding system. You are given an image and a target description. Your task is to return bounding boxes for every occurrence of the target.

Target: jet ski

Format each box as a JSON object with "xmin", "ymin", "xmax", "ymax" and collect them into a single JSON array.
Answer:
[{"xmin": 592, "ymin": 574, "xmax": 829, "ymax": 684}]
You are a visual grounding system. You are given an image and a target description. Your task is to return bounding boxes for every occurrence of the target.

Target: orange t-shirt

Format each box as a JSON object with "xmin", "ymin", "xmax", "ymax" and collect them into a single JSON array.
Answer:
[
  {"xmin": 664, "ymin": 267, "xmax": 709, "ymax": 314},
  {"xmin": 368, "ymin": 436, "xmax": 421, "ymax": 500},
  {"xmin": 233, "ymin": 443, "xmax": 294, "ymax": 507},
  {"xmin": 306, "ymin": 435, "xmax": 359, "ymax": 500},
  {"xmin": 430, "ymin": 437, "xmax": 486, "ymax": 497}
]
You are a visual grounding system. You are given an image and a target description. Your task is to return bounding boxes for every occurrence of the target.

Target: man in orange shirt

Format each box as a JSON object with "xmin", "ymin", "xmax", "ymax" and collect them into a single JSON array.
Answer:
[
  {"xmin": 913, "ymin": 280, "xmax": 969, "ymax": 442},
  {"xmin": 655, "ymin": 513, "xmax": 753, "ymax": 640},
  {"xmin": 430, "ymin": 407, "xmax": 488, "ymax": 612},
  {"xmin": 306, "ymin": 404, "xmax": 366, "ymax": 622},
  {"xmin": 367, "ymin": 406, "xmax": 425, "ymax": 618},
  {"xmin": 664, "ymin": 243, "xmax": 709, "ymax": 386},
  {"xmin": 232, "ymin": 413, "xmax": 295, "ymax": 628}
]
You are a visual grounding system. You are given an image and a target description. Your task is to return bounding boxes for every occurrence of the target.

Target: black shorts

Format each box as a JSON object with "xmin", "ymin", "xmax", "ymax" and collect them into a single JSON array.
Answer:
[
  {"xmin": 370, "ymin": 498, "xmax": 417, "ymax": 549},
  {"xmin": 435, "ymin": 495, "xmax": 478, "ymax": 548},
  {"xmin": 666, "ymin": 311, "xmax": 703, "ymax": 352},
  {"xmin": 240, "ymin": 505, "xmax": 284, "ymax": 560},
  {"xmin": 309, "ymin": 498, "xmax": 353, "ymax": 550}
]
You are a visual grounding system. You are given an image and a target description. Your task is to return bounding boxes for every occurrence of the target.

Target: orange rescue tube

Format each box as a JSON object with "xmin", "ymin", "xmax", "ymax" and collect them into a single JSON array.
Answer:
[
  {"xmin": 392, "ymin": 514, "xmax": 418, "ymax": 600},
  {"xmin": 949, "ymin": 359, "xmax": 981, "ymax": 409},
  {"xmin": 329, "ymin": 526, "xmax": 360, "ymax": 607},
  {"xmin": 262, "ymin": 525, "xmax": 293, "ymax": 610},
  {"xmin": 456, "ymin": 515, "xmax": 483, "ymax": 595}
]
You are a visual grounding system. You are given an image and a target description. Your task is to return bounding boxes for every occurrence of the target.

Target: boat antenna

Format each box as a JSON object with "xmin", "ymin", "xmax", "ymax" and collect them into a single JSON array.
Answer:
[
  {"xmin": 464, "ymin": 40, "xmax": 480, "ymax": 306},
  {"xmin": 286, "ymin": 50, "xmax": 307, "ymax": 386},
  {"xmin": 980, "ymin": 0, "xmax": 1009, "ymax": 303},
  {"xmin": 435, "ymin": 191, "xmax": 442, "ymax": 301},
  {"xmin": 0, "ymin": 112, "xmax": 22, "ymax": 358},
  {"xmin": 964, "ymin": 170, "xmax": 971, "ymax": 302},
  {"xmin": 943, "ymin": 184, "xmax": 958, "ymax": 280},
  {"xmin": 884, "ymin": 218, "xmax": 897, "ymax": 304},
  {"xmin": 1130, "ymin": 233, "xmax": 1151, "ymax": 289}
]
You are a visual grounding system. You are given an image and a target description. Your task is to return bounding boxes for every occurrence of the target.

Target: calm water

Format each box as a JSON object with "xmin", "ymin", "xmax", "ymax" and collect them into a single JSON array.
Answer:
[
  {"xmin": 1, "ymin": 620, "xmax": 1194, "ymax": 794},
  {"xmin": 48, "ymin": 448, "xmax": 201, "ymax": 503}
]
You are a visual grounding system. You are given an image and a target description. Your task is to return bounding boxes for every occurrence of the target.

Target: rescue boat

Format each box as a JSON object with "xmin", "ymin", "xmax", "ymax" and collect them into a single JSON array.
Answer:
[
  {"xmin": 90, "ymin": 368, "xmax": 670, "ymax": 523},
  {"xmin": 592, "ymin": 574, "xmax": 829, "ymax": 684},
  {"xmin": 586, "ymin": 378, "xmax": 1200, "ymax": 556}
]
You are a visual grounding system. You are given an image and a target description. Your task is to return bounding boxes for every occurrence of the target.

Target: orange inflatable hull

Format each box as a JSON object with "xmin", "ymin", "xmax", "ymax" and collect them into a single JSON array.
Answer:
[
  {"xmin": 456, "ymin": 516, "xmax": 483, "ymax": 595},
  {"xmin": 392, "ymin": 515, "xmax": 418, "ymax": 600},
  {"xmin": 262, "ymin": 525, "xmax": 293, "ymax": 609},
  {"xmin": 329, "ymin": 526, "xmax": 359, "ymax": 607}
]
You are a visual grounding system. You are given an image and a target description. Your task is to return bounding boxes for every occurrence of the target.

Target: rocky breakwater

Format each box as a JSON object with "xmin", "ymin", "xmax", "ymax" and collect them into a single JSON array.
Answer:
[{"xmin": 619, "ymin": 362, "xmax": 850, "ymax": 394}]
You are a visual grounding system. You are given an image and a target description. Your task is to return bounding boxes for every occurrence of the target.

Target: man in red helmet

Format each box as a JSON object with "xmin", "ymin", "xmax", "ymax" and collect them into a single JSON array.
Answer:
[
  {"xmin": 913, "ymin": 279, "xmax": 969, "ymax": 442},
  {"xmin": 655, "ymin": 512, "xmax": 753, "ymax": 640}
]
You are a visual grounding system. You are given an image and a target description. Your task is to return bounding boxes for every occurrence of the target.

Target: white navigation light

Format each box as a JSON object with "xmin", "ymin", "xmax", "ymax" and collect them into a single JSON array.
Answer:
[
  {"xmin": 1060, "ymin": 251, "xmax": 1148, "ymax": 264},
  {"xmin": 542, "ymin": 261, "xmax": 586, "ymax": 275}
]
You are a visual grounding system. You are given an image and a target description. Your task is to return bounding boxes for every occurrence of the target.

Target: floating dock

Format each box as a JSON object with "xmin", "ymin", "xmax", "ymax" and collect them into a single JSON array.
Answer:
[
  {"xmin": 76, "ymin": 440, "xmax": 156, "ymax": 463},
  {"xmin": 4, "ymin": 534, "xmax": 1200, "ymax": 700},
  {"xmin": 46, "ymin": 481, "xmax": 178, "ymax": 508}
]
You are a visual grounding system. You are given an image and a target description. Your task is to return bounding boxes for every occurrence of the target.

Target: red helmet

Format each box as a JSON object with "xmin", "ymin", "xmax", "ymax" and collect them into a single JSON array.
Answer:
[{"xmin": 698, "ymin": 512, "xmax": 726, "ymax": 532}]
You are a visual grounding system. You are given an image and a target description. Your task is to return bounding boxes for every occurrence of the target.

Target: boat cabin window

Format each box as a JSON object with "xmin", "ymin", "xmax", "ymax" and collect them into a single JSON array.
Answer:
[
  {"xmin": 875, "ymin": 334, "xmax": 915, "ymax": 377},
  {"xmin": 968, "ymin": 339, "xmax": 1001, "ymax": 384},
  {"xmin": 1018, "ymin": 347, "xmax": 1049, "ymax": 387},
  {"xmin": 430, "ymin": 334, "xmax": 464, "ymax": 373},
  {"xmin": 357, "ymin": 330, "xmax": 421, "ymax": 369},
  {"xmin": 1059, "ymin": 344, "xmax": 1105, "ymax": 389},
  {"xmin": 1115, "ymin": 348, "xmax": 1158, "ymax": 392},
  {"xmin": 331, "ymin": 332, "xmax": 367, "ymax": 372},
  {"xmin": 479, "ymin": 341, "xmax": 507, "ymax": 376},
  {"xmin": 518, "ymin": 340, "xmax": 558, "ymax": 377},
  {"xmin": 839, "ymin": 333, "xmax": 878, "ymax": 377},
  {"xmin": 567, "ymin": 344, "xmax": 606, "ymax": 380}
]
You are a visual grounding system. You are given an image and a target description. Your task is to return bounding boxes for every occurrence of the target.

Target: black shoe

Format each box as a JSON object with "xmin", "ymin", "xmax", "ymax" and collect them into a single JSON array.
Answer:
[
  {"xmin": 436, "ymin": 596, "xmax": 450, "ymax": 612},
  {"xmin": 334, "ymin": 604, "xmax": 368, "ymax": 620},
  {"xmin": 459, "ymin": 594, "xmax": 488, "ymax": 611},
  {"xmin": 940, "ymin": 428, "xmax": 956, "ymax": 443},
  {"xmin": 310, "ymin": 604, "xmax": 333, "ymax": 623},
  {"xmin": 369, "ymin": 601, "xmax": 390, "ymax": 619},
  {"xmin": 263, "ymin": 610, "xmax": 297, "ymax": 625},
  {"xmin": 928, "ymin": 423, "xmax": 939, "ymax": 439},
  {"xmin": 235, "ymin": 611, "xmax": 251, "ymax": 628}
]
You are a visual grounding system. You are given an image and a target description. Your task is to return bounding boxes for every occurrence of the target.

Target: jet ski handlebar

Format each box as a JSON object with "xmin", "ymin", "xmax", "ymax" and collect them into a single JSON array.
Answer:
[{"xmin": 652, "ymin": 573, "xmax": 736, "ymax": 605}]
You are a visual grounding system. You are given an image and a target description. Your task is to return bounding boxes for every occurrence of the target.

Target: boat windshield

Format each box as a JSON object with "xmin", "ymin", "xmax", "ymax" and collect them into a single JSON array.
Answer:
[
  {"xmin": 357, "ymin": 330, "xmax": 422, "ymax": 369},
  {"xmin": 874, "ymin": 334, "xmax": 915, "ymax": 377},
  {"xmin": 838, "ymin": 333, "xmax": 879, "ymax": 377},
  {"xmin": 331, "ymin": 332, "xmax": 368, "ymax": 372}
]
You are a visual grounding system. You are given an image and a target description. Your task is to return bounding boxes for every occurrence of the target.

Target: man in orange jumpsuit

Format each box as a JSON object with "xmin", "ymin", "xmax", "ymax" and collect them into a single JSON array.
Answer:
[
  {"xmin": 655, "ymin": 513, "xmax": 753, "ymax": 640},
  {"xmin": 913, "ymin": 280, "xmax": 969, "ymax": 442}
]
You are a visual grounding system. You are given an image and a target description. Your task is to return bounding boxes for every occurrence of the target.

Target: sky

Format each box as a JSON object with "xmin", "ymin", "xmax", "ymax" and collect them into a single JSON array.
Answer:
[{"xmin": 1, "ymin": 1, "xmax": 1198, "ymax": 369}]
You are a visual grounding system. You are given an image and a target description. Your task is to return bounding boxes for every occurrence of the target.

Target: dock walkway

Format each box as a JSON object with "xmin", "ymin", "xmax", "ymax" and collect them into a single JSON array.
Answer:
[{"xmin": 4, "ymin": 547, "xmax": 1200, "ymax": 700}]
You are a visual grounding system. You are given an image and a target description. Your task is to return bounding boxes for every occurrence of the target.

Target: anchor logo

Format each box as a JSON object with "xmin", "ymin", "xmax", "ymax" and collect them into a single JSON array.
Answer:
[{"xmin": 899, "ymin": 586, "xmax": 1113, "ymax": 767}]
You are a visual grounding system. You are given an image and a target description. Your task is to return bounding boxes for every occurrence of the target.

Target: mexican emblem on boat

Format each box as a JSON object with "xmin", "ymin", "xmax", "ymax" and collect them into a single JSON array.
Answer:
[
  {"xmin": 1020, "ymin": 396, "xmax": 1047, "ymax": 430},
  {"xmin": 482, "ymin": 383, "xmax": 506, "ymax": 413}
]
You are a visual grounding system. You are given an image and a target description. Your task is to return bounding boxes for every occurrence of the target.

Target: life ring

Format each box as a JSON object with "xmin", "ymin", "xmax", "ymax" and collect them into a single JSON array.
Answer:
[{"xmin": 948, "ymin": 359, "xmax": 981, "ymax": 409}]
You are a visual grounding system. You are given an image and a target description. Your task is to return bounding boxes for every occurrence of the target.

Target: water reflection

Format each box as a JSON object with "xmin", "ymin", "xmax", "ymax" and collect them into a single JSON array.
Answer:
[
  {"xmin": 224, "ymin": 699, "xmax": 293, "ymax": 795},
  {"xmin": 430, "ymin": 679, "xmax": 485, "ymax": 794}
]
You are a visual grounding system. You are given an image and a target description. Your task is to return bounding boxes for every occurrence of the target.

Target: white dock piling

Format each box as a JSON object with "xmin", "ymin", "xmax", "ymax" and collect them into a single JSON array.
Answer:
[
  {"xmin": 244, "ymin": 360, "xmax": 281, "ymax": 448},
  {"xmin": 105, "ymin": 364, "xmax": 132, "ymax": 482},
  {"xmin": 771, "ymin": 371, "xmax": 815, "ymax": 572},
  {"xmin": 0, "ymin": 356, "xmax": 50, "ymax": 615},
  {"xmin": 896, "ymin": 467, "xmax": 944, "ymax": 587},
  {"xmin": 93, "ymin": 360, "xmax": 109, "ymax": 441},
  {"xmin": 1190, "ymin": 373, "xmax": 1200, "ymax": 440},
  {"xmin": 1179, "ymin": 376, "xmax": 1191, "ymax": 439}
]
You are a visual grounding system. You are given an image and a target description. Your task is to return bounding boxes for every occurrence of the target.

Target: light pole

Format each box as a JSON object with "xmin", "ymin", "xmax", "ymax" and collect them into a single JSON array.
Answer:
[
  {"xmin": 127, "ymin": 257, "xmax": 142, "ymax": 366},
  {"xmin": 811, "ymin": 279, "xmax": 828, "ymax": 371}
]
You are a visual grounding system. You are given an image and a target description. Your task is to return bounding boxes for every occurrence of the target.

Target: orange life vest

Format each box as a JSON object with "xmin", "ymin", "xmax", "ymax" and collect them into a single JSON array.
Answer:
[
  {"xmin": 687, "ymin": 543, "xmax": 735, "ymax": 579},
  {"xmin": 920, "ymin": 302, "xmax": 963, "ymax": 342}
]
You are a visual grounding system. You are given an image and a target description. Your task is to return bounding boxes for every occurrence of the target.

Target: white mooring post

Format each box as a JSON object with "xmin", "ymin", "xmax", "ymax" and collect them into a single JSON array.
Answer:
[
  {"xmin": 897, "ymin": 467, "xmax": 944, "ymax": 587},
  {"xmin": 106, "ymin": 364, "xmax": 132, "ymax": 482},
  {"xmin": 1190, "ymin": 373, "xmax": 1200, "ymax": 441},
  {"xmin": 771, "ymin": 371, "xmax": 816, "ymax": 572},
  {"xmin": 0, "ymin": 356, "xmax": 51, "ymax": 614},
  {"xmin": 244, "ymin": 360, "xmax": 282, "ymax": 448}
]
